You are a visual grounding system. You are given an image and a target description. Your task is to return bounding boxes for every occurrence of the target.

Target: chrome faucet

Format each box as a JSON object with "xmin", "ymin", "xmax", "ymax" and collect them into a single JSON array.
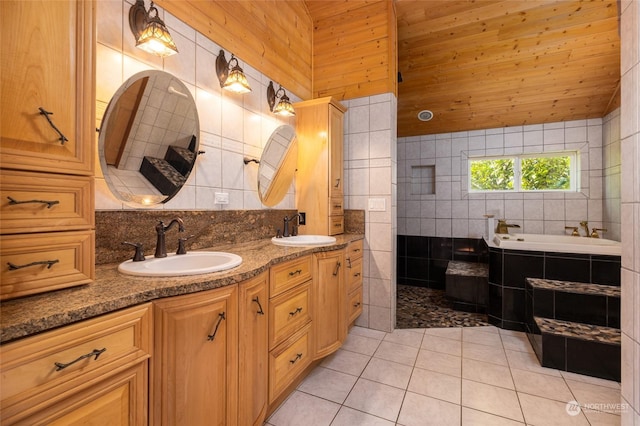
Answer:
[
  {"xmin": 283, "ymin": 214, "xmax": 302, "ymax": 237},
  {"xmin": 495, "ymin": 220, "xmax": 520, "ymax": 234},
  {"xmin": 155, "ymin": 218, "xmax": 185, "ymax": 258}
]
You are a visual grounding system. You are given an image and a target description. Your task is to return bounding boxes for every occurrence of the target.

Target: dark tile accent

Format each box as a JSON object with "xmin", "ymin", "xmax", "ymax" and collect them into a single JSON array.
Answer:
[
  {"xmin": 406, "ymin": 257, "xmax": 429, "ymax": 280},
  {"xmin": 488, "ymin": 283, "xmax": 503, "ymax": 319},
  {"xmin": 487, "ymin": 315, "xmax": 502, "ymax": 328},
  {"xmin": 555, "ymin": 292, "xmax": 607, "ymax": 326},
  {"xmin": 591, "ymin": 258, "xmax": 621, "ymax": 286},
  {"xmin": 533, "ymin": 288, "xmax": 555, "ymax": 319},
  {"xmin": 503, "ymin": 288, "xmax": 526, "ymax": 323},
  {"xmin": 545, "ymin": 257, "xmax": 590, "ymax": 282},
  {"xmin": 488, "ymin": 249, "xmax": 502, "ymax": 285},
  {"xmin": 429, "ymin": 259, "xmax": 449, "ymax": 286},
  {"xmin": 503, "ymin": 253, "xmax": 544, "ymax": 288},
  {"xmin": 430, "ymin": 237, "xmax": 454, "ymax": 260},
  {"xmin": 566, "ymin": 338, "xmax": 620, "ymax": 381},
  {"xmin": 501, "ymin": 320, "xmax": 527, "ymax": 332},
  {"xmin": 608, "ymin": 297, "xmax": 621, "ymax": 329},
  {"xmin": 397, "ymin": 235, "xmax": 406, "ymax": 257},
  {"xmin": 541, "ymin": 333, "xmax": 566, "ymax": 370},
  {"xmin": 406, "ymin": 235, "xmax": 429, "ymax": 258}
]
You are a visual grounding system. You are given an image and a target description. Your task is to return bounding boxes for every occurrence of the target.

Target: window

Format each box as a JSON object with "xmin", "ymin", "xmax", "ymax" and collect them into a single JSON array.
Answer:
[{"xmin": 469, "ymin": 152, "xmax": 577, "ymax": 192}]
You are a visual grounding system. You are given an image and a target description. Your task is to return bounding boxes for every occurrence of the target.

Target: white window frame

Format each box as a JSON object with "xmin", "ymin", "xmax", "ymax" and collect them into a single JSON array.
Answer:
[{"xmin": 468, "ymin": 151, "xmax": 578, "ymax": 193}]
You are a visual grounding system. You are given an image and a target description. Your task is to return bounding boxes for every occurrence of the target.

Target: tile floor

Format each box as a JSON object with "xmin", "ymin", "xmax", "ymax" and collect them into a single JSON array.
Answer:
[{"xmin": 266, "ymin": 326, "xmax": 624, "ymax": 426}]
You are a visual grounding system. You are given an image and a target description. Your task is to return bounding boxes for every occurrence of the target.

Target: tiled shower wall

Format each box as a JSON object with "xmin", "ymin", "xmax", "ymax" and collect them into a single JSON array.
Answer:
[
  {"xmin": 96, "ymin": 0, "xmax": 296, "ymax": 211},
  {"xmin": 397, "ymin": 119, "xmax": 607, "ymax": 239},
  {"xmin": 620, "ymin": 0, "xmax": 640, "ymax": 423},
  {"xmin": 603, "ymin": 108, "xmax": 622, "ymax": 241}
]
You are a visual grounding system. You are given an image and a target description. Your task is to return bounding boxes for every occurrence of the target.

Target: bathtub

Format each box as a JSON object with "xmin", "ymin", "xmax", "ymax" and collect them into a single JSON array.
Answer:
[{"xmin": 491, "ymin": 233, "xmax": 621, "ymax": 256}]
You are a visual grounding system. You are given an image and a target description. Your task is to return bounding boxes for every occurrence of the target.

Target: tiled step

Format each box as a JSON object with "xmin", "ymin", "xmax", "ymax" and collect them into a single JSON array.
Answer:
[
  {"xmin": 445, "ymin": 261, "xmax": 489, "ymax": 313},
  {"xmin": 527, "ymin": 316, "xmax": 620, "ymax": 381},
  {"xmin": 139, "ymin": 156, "xmax": 186, "ymax": 196},
  {"xmin": 525, "ymin": 278, "xmax": 620, "ymax": 329},
  {"xmin": 164, "ymin": 145, "xmax": 196, "ymax": 176}
]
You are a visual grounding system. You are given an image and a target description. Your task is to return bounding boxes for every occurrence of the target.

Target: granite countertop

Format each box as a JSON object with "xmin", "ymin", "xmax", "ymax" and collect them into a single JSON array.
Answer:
[{"xmin": 0, "ymin": 234, "xmax": 363, "ymax": 344}]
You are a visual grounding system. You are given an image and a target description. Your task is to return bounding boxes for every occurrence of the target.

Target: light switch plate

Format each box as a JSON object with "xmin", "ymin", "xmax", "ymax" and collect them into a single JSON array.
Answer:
[
  {"xmin": 214, "ymin": 192, "xmax": 229, "ymax": 204},
  {"xmin": 368, "ymin": 198, "xmax": 386, "ymax": 211}
]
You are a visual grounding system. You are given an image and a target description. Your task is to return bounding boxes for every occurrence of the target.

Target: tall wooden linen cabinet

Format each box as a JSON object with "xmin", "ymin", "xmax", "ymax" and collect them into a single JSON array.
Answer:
[{"xmin": 293, "ymin": 97, "xmax": 347, "ymax": 236}]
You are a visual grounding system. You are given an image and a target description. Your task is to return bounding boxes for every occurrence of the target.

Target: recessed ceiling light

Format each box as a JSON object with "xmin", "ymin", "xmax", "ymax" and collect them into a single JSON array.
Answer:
[{"xmin": 418, "ymin": 110, "xmax": 433, "ymax": 121}]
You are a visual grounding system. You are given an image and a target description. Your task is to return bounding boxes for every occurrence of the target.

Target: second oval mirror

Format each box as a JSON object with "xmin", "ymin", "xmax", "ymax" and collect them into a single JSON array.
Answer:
[
  {"xmin": 258, "ymin": 125, "xmax": 297, "ymax": 207},
  {"xmin": 99, "ymin": 70, "xmax": 199, "ymax": 205}
]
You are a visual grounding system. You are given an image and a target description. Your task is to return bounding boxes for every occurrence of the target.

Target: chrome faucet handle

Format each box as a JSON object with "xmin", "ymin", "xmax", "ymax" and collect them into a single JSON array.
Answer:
[
  {"xmin": 564, "ymin": 226, "xmax": 580, "ymax": 237},
  {"xmin": 122, "ymin": 241, "xmax": 145, "ymax": 262},
  {"xmin": 590, "ymin": 228, "xmax": 607, "ymax": 238}
]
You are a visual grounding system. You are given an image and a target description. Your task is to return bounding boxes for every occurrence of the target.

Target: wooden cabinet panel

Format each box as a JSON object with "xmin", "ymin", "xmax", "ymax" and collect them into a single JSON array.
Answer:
[
  {"xmin": 346, "ymin": 240, "xmax": 364, "ymax": 261},
  {"xmin": 153, "ymin": 285, "xmax": 238, "ymax": 426},
  {"xmin": 313, "ymin": 250, "xmax": 345, "ymax": 359},
  {"xmin": 328, "ymin": 105, "xmax": 344, "ymax": 198},
  {"xmin": 0, "ymin": 0, "xmax": 94, "ymax": 175},
  {"xmin": 0, "ymin": 170, "xmax": 94, "ymax": 234},
  {"xmin": 238, "ymin": 273, "xmax": 269, "ymax": 426},
  {"xmin": 269, "ymin": 282, "xmax": 312, "ymax": 350},
  {"xmin": 0, "ymin": 231, "xmax": 95, "ymax": 300},
  {"xmin": 347, "ymin": 288, "xmax": 363, "ymax": 326},
  {"xmin": 345, "ymin": 240, "xmax": 364, "ymax": 329},
  {"xmin": 0, "ymin": 304, "xmax": 151, "ymax": 425},
  {"xmin": 346, "ymin": 257, "xmax": 363, "ymax": 294},
  {"xmin": 268, "ymin": 323, "xmax": 312, "ymax": 404},
  {"xmin": 269, "ymin": 255, "xmax": 312, "ymax": 297}
]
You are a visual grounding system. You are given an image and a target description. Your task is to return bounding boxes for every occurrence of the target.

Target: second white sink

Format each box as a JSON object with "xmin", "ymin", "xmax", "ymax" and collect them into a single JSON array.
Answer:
[
  {"xmin": 271, "ymin": 235, "xmax": 336, "ymax": 247},
  {"xmin": 118, "ymin": 251, "xmax": 242, "ymax": 277}
]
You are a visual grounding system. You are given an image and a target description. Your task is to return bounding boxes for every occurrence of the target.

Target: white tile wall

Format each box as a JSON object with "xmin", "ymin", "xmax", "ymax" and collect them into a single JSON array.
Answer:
[
  {"xmin": 620, "ymin": 0, "xmax": 640, "ymax": 423},
  {"xmin": 344, "ymin": 94, "xmax": 398, "ymax": 333},
  {"xmin": 95, "ymin": 0, "xmax": 297, "ymax": 210},
  {"xmin": 603, "ymin": 109, "xmax": 622, "ymax": 241},
  {"xmin": 398, "ymin": 119, "xmax": 606, "ymax": 239}
]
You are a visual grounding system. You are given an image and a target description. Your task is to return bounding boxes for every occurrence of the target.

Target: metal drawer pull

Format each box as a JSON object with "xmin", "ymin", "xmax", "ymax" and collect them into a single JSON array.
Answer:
[
  {"xmin": 346, "ymin": 258, "xmax": 352, "ymax": 268},
  {"xmin": 8, "ymin": 259, "xmax": 59, "ymax": 270},
  {"xmin": 207, "ymin": 312, "xmax": 226, "ymax": 341},
  {"xmin": 333, "ymin": 261, "xmax": 341, "ymax": 276},
  {"xmin": 289, "ymin": 353, "xmax": 303, "ymax": 364},
  {"xmin": 288, "ymin": 269, "xmax": 302, "ymax": 277},
  {"xmin": 334, "ymin": 178, "xmax": 340, "ymax": 187},
  {"xmin": 353, "ymin": 248, "xmax": 361, "ymax": 252},
  {"xmin": 38, "ymin": 107, "xmax": 68, "ymax": 144},
  {"xmin": 54, "ymin": 348, "xmax": 106, "ymax": 371},
  {"xmin": 252, "ymin": 296, "xmax": 265, "ymax": 315},
  {"xmin": 354, "ymin": 302, "xmax": 361, "ymax": 307},
  {"xmin": 289, "ymin": 307, "xmax": 303, "ymax": 317},
  {"xmin": 333, "ymin": 204, "xmax": 342, "ymax": 209},
  {"xmin": 7, "ymin": 196, "xmax": 60, "ymax": 209}
]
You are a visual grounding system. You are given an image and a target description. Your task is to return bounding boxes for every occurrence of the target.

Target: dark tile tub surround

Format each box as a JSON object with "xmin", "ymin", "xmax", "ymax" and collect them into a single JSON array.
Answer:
[
  {"xmin": 445, "ymin": 261, "xmax": 489, "ymax": 313},
  {"xmin": 96, "ymin": 209, "xmax": 365, "ymax": 265}
]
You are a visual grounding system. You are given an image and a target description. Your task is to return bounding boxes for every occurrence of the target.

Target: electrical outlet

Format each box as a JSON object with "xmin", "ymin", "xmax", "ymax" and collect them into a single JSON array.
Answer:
[
  {"xmin": 214, "ymin": 192, "xmax": 229, "ymax": 204},
  {"xmin": 299, "ymin": 212, "xmax": 306, "ymax": 225}
]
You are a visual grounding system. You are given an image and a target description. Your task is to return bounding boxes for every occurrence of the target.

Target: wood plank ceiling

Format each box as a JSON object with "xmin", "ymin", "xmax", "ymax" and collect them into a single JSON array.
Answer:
[{"xmin": 395, "ymin": 0, "xmax": 620, "ymax": 137}]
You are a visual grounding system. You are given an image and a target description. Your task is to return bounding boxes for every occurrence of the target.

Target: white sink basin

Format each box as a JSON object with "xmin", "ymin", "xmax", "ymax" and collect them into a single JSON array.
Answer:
[
  {"xmin": 271, "ymin": 235, "xmax": 337, "ymax": 247},
  {"xmin": 118, "ymin": 251, "xmax": 242, "ymax": 277}
]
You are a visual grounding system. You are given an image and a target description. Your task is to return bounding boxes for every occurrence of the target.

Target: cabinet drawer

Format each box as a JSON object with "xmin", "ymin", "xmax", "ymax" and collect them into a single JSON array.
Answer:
[
  {"xmin": 0, "ymin": 170, "xmax": 94, "ymax": 234},
  {"xmin": 328, "ymin": 215, "xmax": 344, "ymax": 235},
  {"xmin": 347, "ymin": 288, "xmax": 363, "ymax": 325},
  {"xmin": 1, "ymin": 304, "xmax": 152, "ymax": 424},
  {"xmin": 269, "ymin": 282, "xmax": 312, "ymax": 349},
  {"xmin": 270, "ymin": 255, "xmax": 312, "ymax": 297},
  {"xmin": 269, "ymin": 323, "xmax": 312, "ymax": 404},
  {"xmin": 329, "ymin": 197, "xmax": 344, "ymax": 216},
  {"xmin": 346, "ymin": 240, "xmax": 363, "ymax": 261},
  {"xmin": 0, "ymin": 231, "xmax": 95, "ymax": 300},
  {"xmin": 346, "ymin": 257, "xmax": 363, "ymax": 294}
]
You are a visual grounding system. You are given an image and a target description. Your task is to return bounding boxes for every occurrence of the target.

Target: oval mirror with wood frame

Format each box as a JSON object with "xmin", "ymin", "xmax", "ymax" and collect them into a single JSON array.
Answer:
[
  {"xmin": 98, "ymin": 70, "xmax": 199, "ymax": 206},
  {"xmin": 258, "ymin": 125, "xmax": 297, "ymax": 207}
]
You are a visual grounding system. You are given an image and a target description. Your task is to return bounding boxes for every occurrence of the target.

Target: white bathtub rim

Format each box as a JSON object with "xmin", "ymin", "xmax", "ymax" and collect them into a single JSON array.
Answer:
[{"xmin": 488, "ymin": 233, "xmax": 621, "ymax": 256}]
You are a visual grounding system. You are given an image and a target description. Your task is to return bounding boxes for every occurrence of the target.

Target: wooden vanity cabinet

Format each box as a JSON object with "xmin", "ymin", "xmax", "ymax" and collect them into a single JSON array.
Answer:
[
  {"xmin": 0, "ymin": 304, "xmax": 151, "ymax": 426},
  {"xmin": 294, "ymin": 97, "xmax": 347, "ymax": 236},
  {"xmin": 345, "ymin": 240, "xmax": 364, "ymax": 327},
  {"xmin": 152, "ymin": 285, "xmax": 238, "ymax": 426},
  {"xmin": 313, "ymin": 250, "xmax": 346, "ymax": 359}
]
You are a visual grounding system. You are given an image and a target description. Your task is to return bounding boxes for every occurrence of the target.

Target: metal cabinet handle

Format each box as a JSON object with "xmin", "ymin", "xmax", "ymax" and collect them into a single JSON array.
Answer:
[
  {"xmin": 289, "ymin": 353, "xmax": 303, "ymax": 364},
  {"xmin": 354, "ymin": 302, "xmax": 361, "ymax": 307},
  {"xmin": 7, "ymin": 196, "xmax": 60, "ymax": 209},
  {"xmin": 354, "ymin": 272, "xmax": 361, "ymax": 277},
  {"xmin": 38, "ymin": 107, "xmax": 68, "ymax": 144},
  {"xmin": 333, "ymin": 261, "xmax": 341, "ymax": 276},
  {"xmin": 207, "ymin": 312, "xmax": 226, "ymax": 341},
  {"xmin": 289, "ymin": 307, "xmax": 303, "ymax": 317},
  {"xmin": 288, "ymin": 269, "xmax": 302, "ymax": 277},
  {"xmin": 252, "ymin": 296, "xmax": 265, "ymax": 315},
  {"xmin": 8, "ymin": 259, "xmax": 59, "ymax": 270},
  {"xmin": 55, "ymin": 348, "xmax": 106, "ymax": 371},
  {"xmin": 334, "ymin": 178, "xmax": 340, "ymax": 188}
]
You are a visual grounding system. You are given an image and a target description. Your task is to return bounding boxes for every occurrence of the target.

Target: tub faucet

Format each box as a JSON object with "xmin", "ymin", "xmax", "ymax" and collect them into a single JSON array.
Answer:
[
  {"xmin": 579, "ymin": 221, "xmax": 589, "ymax": 237},
  {"xmin": 495, "ymin": 220, "xmax": 520, "ymax": 234},
  {"xmin": 155, "ymin": 218, "xmax": 185, "ymax": 258},
  {"xmin": 283, "ymin": 214, "xmax": 302, "ymax": 237}
]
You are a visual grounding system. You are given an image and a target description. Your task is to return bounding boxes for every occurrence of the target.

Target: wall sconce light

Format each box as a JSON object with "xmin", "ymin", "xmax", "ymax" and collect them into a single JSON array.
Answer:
[
  {"xmin": 129, "ymin": 0, "xmax": 178, "ymax": 57},
  {"xmin": 216, "ymin": 50, "xmax": 252, "ymax": 94},
  {"xmin": 267, "ymin": 81, "xmax": 295, "ymax": 116}
]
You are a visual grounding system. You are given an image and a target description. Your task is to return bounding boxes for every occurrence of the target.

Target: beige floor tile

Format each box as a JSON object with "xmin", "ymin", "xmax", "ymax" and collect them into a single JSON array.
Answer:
[
  {"xmin": 462, "ymin": 327, "xmax": 503, "ymax": 346},
  {"xmin": 422, "ymin": 333, "xmax": 462, "ymax": 356},
  {"xmin": 501, "ymin": 334, "xmax": 535, "ymax": 353},
  {"xmin": 461, "ymin": 379, "xmax": 524, "ymax": 422},
  {"xmin": 415, "ymin": 348, "xmax": 462, "ymax": 377},
  {"xmin": 397, "ymin": 392, "xmax": 461, "ymax": 426},
  {"xmin": 343, "ymin": 378, "xmax": 405, "ymax": 422},
  {"xmin": 408, "ymin": 367, "xmax": 461, "ymax": 404},
  {"xmin": 267, "ymin": 391, "xmax": 340, "ymax": 426},
  {"xmin": 511, "ymin": 368, "xmax": 574, "ymax": 402},
  {"xmin": 462, "ymin": 357, "xmax": 515, "ymax": 389},
  {"xmin": 473, "ymin": 325, "xmax": 500, "ymax": 334},
  {"xmin": 383, "ymin": 328, "xmax": 424, "ymax": 348},
  {"xmin": 462, "ymin": 341, "xmax": 508, "ymax": 366},
  {"xmin": 321, "ymin": 348, "xmax": 371, "ymax": 376},
  {"xmin": 349, "ymin": 326, "xmax": 387, "ymax": 340},
  {"xmin": 583, "ymin": 409, "xmax": 621, "ymax": 425},
  {"xmin": 566, "ymin": 379, "xmax": 625, "ymax": 414},
  {"xmin": 341, "ymin": 333, "xmax": 382, "ymax": 356},
  {"xmin": 505, "ymin": 348, "xmax": 562, "ymax": 376},
  {"xmin": 461, "ymin": 407, "xmax": 525, "ymax": 425},
  {"xmin": 424, "ymin": 327, "xmax": 462, "ymax": 340},
  {"xmin": 373, "ymin": 341, "xmax": 419, "ymax": 366},
  {"xmin": 560, "ymin": 371, "xmax": 621, "ymax": 389},
  {"xmin": 361, "ymin": 357, "xmax": 413, "ymax": 389},
  {"xmin": 331, "ymin": 406, "xmax": 395, "ymax": 426},
  {"xmin": 518, "ymin": 392, "xmax": 590, "ymax": 426},
  {"xmin": 297, "ymin": 367, "xmax": 358, "ymax": 404}
]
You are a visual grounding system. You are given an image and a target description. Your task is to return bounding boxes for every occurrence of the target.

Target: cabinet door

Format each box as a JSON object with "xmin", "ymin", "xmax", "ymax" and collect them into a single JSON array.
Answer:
[
  {"xmin": 313, "ymin": 250, "xmax": 345, "ymax": 359},
  {"xmin": 0, "ymin": 0, "xmax": 94, "ymax": 175},
  {"xmin": 153, "ymin": 286, "xmax": 238, "ymax": 426},
  {"xmin": 328, "ymin": 104, "xmax": 344, "ymax": 198},
  {"xmin": 238, "ymin": 273, "xmax": 268, "ymax": 426}
]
